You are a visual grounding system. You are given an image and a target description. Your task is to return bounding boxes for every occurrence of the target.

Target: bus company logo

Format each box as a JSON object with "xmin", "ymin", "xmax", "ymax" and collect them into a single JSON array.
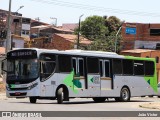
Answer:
[{"xmin": 91, "ymin": 76, "xmax": 100, "ymax": 84}]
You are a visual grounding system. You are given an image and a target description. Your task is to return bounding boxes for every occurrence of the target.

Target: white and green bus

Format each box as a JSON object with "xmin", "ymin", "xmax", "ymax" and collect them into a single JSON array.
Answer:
[{"xmin": 3, "ymin": 48, "xmax": 158, "ymax": 104}]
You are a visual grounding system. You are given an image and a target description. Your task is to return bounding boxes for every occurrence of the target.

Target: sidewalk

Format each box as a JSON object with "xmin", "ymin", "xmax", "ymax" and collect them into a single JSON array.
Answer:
[
  {"xmin": 139, "ymin": 103, "xmax": 160, "ymax": 110},
  {"xmin": 0, "ymin": 93, "xmax": 7, "ymax": 100}
]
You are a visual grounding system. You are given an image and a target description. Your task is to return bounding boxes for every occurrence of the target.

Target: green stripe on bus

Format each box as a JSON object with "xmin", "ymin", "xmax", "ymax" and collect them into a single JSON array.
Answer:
[
  {"xmin": 125, "ymin": 56, "xmax": 155, "ymax": 61},
  {"xmin": 63, "ymin": 71, "xmax": 79, "ymax": 94}
]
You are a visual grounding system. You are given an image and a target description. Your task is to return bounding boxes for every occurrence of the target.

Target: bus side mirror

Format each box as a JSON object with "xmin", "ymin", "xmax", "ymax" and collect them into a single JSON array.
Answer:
[{"xmin": 1, "ymin": 59, "xmax": 7, "ymax": 72}]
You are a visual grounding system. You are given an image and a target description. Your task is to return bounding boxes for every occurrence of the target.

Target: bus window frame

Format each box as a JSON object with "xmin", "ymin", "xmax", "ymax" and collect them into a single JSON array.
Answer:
[{"xmin": 39, "ymin": 53, "xmax": 57, "ymax": 81}]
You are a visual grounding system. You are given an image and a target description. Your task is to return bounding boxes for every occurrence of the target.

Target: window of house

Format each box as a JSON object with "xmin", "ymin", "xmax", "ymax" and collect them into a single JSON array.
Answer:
[
  {"xmin": 22, "ymin": 18, "xmax": 31, "ymax": 24},
  {"xmin": 26, "ymin": 30, "xmax": 29, "ymax": 35},
  {"xmin": 156, "ymin": 56, "xmax": 159, "ymax": 63},
  {"xmin": 113, "ymin": 59, "xmax": 122, "ymax": 74},
  {"xmin": 123, "ymin": 60, "xmax": 133, "ymax": 75},
  {"xmin": 156, "ymin": 43, "xmax": 160, "ymax": 50},
  {"xmin": 150, "ymin": 29, "xmax": 160, "ymax": 36},
  {"xmin": 87, "ymin": 57, "xmax": 99, "ymax": 73},
  {"xmin": 134, "ymin": 60, "xmax": 144, "ymax": 75},
  {"xmin": 58, "ymin": 55, "xmax": 71, "ymax": 72},
  {"xmin": 145, "ymin": 61, "xmax": 154, "ymax": 76},
  {"xmin": 21, "ymin": 30, "xmax": 30, "ymax": 35},
  {"xmin": 21, "ymin": 30, "xmax": 25, "ymax": 34}
]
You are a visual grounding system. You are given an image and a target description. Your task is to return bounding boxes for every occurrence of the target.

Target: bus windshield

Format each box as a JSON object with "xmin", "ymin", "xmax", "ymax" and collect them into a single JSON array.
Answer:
[{"xmin": 7, "ymin": 59, "xmax": 39, "ymax": 80}]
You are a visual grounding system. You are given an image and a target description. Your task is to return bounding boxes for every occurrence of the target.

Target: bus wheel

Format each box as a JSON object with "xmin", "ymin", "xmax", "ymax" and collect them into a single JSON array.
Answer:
[
  {"xmin": 148, "ymin": 95, "xmax": 153, "ymax": 98},
  {"xmin": 57, "ymin": 88, "xmax": 64, "ymax": 104},
  {"xmin": 120, "ymin": 87, "xmax": 130, "ymax": 102},
  {"xmin": 115, "ymin": 97, "xmax": 120, "ymax": 102},
  {"xmin": 92, "ymin": 97, "xmax": 106, "ymax": 102},
  {"xmin": 29, "ymin": 97, "xmax": 37, "ymax": 103}
]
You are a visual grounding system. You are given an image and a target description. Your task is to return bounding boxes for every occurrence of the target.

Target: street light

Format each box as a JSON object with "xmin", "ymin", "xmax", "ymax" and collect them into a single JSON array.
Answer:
[
  {"xmin": 77, "ymin": 14, "xmax": 84, "ymax": 49},
  {"xmin": 16, "ymin": 5, "xmax": 24, "ymax": 13},
  {"xmin": 114, "ymin": 22, "xmax": 125, "ymax": 53}
]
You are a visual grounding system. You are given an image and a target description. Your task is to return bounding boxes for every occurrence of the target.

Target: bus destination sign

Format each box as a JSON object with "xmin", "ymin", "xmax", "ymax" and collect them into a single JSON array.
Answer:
[{"xmin": 7, "ymin": 50, "xmax": 37, "ymax": 59}]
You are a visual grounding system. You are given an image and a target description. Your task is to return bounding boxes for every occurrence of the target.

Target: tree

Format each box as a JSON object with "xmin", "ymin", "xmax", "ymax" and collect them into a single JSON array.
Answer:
[
  {"xmin": 76, "ymin": 15, "xmax": 123, "ymax": 53},
  {"xmin": 80, "ymin": 15, "xmax": 109, "ymax": 41}
]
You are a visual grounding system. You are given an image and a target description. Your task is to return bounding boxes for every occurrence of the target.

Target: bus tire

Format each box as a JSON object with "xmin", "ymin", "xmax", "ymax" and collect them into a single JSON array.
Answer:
[
  {"xmin": 92, "ymin": 97, "xmax": 106, "ymax": 102},
  {"xmin": 148, "ymin": 95, "xmax": 153, "ymax": 97},
  {"xmin": 120, "ymin": 87, "xmax": 130, "ymax": 102},
  {"xmin": 29, "ymin": 97, "xmax": 37, "ymax": 103},
  {"xmin": 57, "ymin": 88, "xmax": 63, "ymax": 104},
  {"xmin": 115, "ymin": 97, "xmax": 120, "ymax": 102}
]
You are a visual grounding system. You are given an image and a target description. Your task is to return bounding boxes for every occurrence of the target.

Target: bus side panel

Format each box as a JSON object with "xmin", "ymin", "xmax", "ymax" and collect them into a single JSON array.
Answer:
[{"xmin": 100, "ymin": 75, "xmax": 155, "ymax": 97}]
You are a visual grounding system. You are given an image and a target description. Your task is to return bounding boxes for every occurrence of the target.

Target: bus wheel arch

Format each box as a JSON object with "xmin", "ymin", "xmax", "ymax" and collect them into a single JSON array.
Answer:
[
  {"xmin": 119, "ymin": 86, "xmax": 131, "ymax": 102},
  {"xmin": 56, "ymin": 84, "xmax": 69, "ymax": 104}
]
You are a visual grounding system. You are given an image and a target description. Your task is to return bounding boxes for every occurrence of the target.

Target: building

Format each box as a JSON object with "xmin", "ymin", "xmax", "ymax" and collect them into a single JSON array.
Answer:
[
  {"xmin": 30, "ymin": 25, "xmax": 73, "ymax": 38},
  {"xmin": 121, "ymin": 23, "xmax": 160, "ymax": 50},
  {"xmin": 121, "ymin": 49, "xmax": 160, "ymax": 83},
  {"xmin": 0, "ymin": 9, "xmax": 31, "ymax": 48},
  {"xmin": 51, "ymin": 33, "xmax": 91, "ymax": 50},
  {"xmin": 31, "ymin": 19, "xmax": 49, "ymax": 27},
  {"xmin": 62, "ymin": 23, "xmax": 78, "ymax": 31},
  {"xmin": 30, "ymin": 33, "xmax": 91, "ymax": 50}
]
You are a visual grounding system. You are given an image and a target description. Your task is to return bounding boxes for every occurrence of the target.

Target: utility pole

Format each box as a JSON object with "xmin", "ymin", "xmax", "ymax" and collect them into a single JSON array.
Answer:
[
  {"xmin": 77, "ymin": 14, "xmax": 83, "ymax": 49},
  {"xmin": 6, "ymin": 0, "xmax": 12, "ymax": 53}
]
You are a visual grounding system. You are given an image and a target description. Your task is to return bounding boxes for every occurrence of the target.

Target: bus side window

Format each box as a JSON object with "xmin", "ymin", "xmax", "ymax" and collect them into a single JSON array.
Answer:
[
  {"xmin": 105, "ymin": 61, "xmax": 110, "ymax": 77},
  {"xmin": 40, "ymin": 54, "xmax": 56, "ymax": 81},
  {"xmin": 145, "ymin": 61, "xmax": 154, "ymax": 76},
  {"xmin": 58, "ymin": 55, "xmax": 72, "ymax": 72},
  {"xmin": 78, "ymin": 59, "xmax": 84, "ymax": 76},
  {"xmin": 134, "ymin": 60, "xmax": 144, "ymax": 76},
  {"xmin": 87, "ymin": 57, "xmax": 99, "ymax": 74},
  {"xmin": 72, "ymin": 59, "xmax": 77, "ymax": 74},
  {"xmin": 123, "ymin": 60, "xmax": 133, "ymax": 75},
  {"xmin": 99, "ymin": 60, "xmax": 103, "ymax": 77},
  {"xmin": 112, "ymin": 59, "xmax": 122, "ymax": 75}
]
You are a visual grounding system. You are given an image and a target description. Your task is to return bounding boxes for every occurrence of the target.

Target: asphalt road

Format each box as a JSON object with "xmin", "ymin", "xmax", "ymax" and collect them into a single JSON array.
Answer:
[{"xmin": 0, "ymin": 96, "xmax": 160, "ymax": 120}]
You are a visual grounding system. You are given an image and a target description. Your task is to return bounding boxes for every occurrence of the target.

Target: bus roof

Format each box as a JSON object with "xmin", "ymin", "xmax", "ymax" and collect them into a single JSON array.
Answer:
[
  {"xmin": 9, "ymin": 48, "xmax": 156, "ymax": 61},
  {"xmin": 34, "ymin": 48, "xmax": 124, "ymax": 59}
]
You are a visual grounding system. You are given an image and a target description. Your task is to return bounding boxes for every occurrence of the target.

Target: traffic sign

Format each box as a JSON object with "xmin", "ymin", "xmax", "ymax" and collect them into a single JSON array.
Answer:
[{"xmin": 125, "ymin": 27, "xmax": 136, "ymax": 35}]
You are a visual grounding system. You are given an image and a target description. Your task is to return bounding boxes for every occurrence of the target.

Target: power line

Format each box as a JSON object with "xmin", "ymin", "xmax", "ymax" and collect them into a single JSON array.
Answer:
[{"xmin": 29, "ymin": 0, "xmax": 160, "ymax": 17}]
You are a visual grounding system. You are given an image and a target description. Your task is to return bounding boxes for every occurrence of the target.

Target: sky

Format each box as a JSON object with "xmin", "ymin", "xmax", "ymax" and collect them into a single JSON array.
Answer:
[{"xmin": 1, "ymin": 0, "xmax": 160, "ymax": 26}]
